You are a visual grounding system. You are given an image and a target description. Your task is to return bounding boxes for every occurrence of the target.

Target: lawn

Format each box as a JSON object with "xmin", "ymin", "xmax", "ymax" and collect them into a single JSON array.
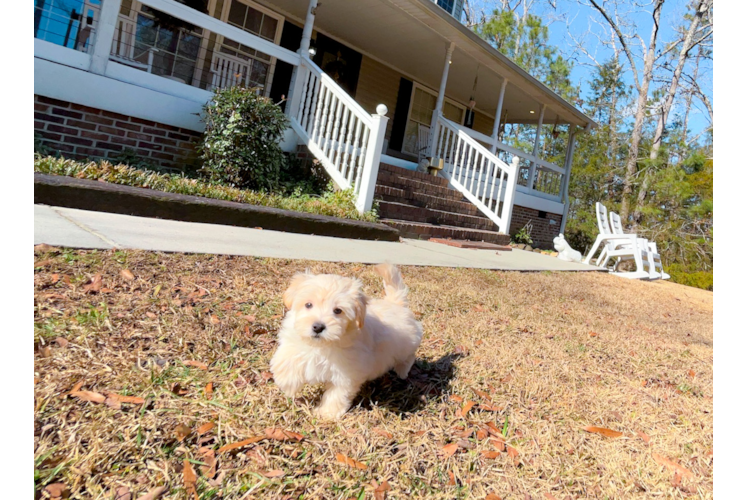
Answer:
[{"xmin": 34, "ymin": 247, "xmax": 713, "ymax": 499}]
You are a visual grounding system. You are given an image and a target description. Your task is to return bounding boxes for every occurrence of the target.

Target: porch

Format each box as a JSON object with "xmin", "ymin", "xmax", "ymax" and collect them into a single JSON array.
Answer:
[{"xmin": 34, "ymin": 0, "xmax": 595, "ymax": 246}]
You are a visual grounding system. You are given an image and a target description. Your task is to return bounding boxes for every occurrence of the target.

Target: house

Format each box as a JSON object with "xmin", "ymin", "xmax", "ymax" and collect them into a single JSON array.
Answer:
[{"xmin": 34, "ymin": 0, "xmax": 597, "ymax": 249}]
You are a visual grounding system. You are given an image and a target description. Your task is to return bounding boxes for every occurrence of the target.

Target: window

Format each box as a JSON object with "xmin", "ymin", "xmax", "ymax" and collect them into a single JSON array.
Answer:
[
  {"xmin": 217, "ymin": 0, "xmax": 283, "ymax": 93},
  {"xmin": 402, "ymin": 85, "xmax": 466, "ymax": 156},
  {"xmin": 435, "ymin": 0, "xmax": 464, "ymax": 22},
  {"xmin": 132, "ymin": 8, "xmax": 203, "ymax": 83},
  {"xmin": 34, "ymin": 0, "xmax": 102, "ymax": 52}
]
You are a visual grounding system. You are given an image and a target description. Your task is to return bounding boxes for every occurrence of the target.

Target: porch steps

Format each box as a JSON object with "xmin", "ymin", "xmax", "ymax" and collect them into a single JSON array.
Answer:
[{"xmin": 375, "ymin": 163, "xmax": 510, "ymax": 245}]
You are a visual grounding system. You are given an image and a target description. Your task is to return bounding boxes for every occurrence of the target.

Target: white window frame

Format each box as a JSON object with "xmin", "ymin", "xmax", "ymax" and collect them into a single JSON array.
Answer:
[
  {"xmin": 402, "ymin": 82, "xmax": 466, "ymax": 156},
  {"xmin": 213, "ymin": 0, "xmax": 284, "ymax": 97}
]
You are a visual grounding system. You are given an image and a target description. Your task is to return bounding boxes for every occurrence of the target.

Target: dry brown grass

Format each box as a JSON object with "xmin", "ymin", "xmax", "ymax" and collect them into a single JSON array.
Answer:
[{"xmin": 34, "ymin": 247, "xmax": 713, "ymax": 499}]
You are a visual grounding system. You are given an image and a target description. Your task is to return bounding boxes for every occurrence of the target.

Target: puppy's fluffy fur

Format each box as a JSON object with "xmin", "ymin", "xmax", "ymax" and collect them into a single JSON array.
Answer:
[{"xmin": 270, "ymin": 264, "xmax": 423, "ymax": 419}]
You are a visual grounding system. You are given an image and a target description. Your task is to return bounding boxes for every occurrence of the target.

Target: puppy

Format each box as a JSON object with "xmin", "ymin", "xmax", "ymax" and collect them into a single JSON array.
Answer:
[{"xmin": 270, "ymin": 264, "xmax": 423, "ymax": 419}]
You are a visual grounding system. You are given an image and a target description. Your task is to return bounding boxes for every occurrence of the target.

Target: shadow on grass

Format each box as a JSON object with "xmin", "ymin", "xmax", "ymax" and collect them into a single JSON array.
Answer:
[{"xmin": 352, "ymin": 353, "xmax": 463, "ymax": 417}]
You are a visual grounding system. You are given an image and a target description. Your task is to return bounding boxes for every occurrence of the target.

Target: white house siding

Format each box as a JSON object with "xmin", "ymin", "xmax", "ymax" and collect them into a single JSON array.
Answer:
[
  {"xmin": 354, "ymin": 56, "xmax": 401, "ymax": 143},
  {"xmin": 472, "ymin": 109, "xmax": 494, "ymax": 138}
]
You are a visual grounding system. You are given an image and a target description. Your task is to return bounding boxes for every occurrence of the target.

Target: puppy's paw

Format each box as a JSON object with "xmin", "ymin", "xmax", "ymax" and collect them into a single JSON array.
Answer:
[{"xmin": 313, "ymin": 403, "xmax": 348, "ymax": 420}]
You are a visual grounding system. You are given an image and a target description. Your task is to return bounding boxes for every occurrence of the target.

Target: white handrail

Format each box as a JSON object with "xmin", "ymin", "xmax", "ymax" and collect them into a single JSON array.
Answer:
[
  {"xmin": 433, "ymin": 115, "xmax": 518, "ymax": 234},
  {"xmin": 288, "ymin": 56, "xmax": 388, "ymax": 213}
]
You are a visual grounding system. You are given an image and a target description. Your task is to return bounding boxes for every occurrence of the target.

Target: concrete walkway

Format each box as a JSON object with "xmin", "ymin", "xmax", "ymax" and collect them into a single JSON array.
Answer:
[{"xmin": 35, "ymin": 204, "xmax": 602, "ymax": 272}]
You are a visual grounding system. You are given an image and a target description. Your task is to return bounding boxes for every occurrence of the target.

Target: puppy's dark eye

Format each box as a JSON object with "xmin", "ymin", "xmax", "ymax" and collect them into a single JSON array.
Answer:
[
  {"xmin": 305, "ymin": 302, "xmax": 313, "ymax": 309},
  {"xmin": 333, "ymin": 307, "xmax": 342, "ymax": 315}
]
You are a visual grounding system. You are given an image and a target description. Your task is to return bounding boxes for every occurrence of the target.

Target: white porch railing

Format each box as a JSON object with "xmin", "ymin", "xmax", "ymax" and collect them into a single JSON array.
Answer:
[
  {"xmin": 432, "ymin": 114, "xmax": 518, "ymax": 234},
  {"xmin": 287, "ymin": 56, "xmax": 388, "ymax": 213}
]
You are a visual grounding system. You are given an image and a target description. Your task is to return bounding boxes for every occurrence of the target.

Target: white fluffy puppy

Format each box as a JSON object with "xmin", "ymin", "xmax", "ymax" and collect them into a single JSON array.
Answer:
[{"xmin": 270, "ymin": 264, "xmax": 423, "ymax": 419}]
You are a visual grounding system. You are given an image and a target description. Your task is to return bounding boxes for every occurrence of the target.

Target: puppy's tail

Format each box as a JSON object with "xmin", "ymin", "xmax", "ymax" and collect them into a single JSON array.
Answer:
[{"xmin": 374, "ymin": 263, "xmax": 409, "ymax": 307}]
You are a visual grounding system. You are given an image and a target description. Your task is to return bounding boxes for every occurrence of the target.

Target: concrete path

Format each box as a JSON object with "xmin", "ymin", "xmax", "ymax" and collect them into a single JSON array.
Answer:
[{"xmin": 35, "ymin": 204, "xmax": 602, "ymax": 272}]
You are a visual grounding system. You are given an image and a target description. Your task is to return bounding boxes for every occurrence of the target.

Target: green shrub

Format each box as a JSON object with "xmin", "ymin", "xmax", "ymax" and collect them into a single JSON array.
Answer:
[
  {"xmin": 199, "ymin": 86, "xmax": 290, "ymax": 191},
  {"xmin": 512, "ymin": 222, "xmax": 533, "ymax": 246},
  {"xmin": 666, "ymin": 263, "xmax": 713, "ymax": 291}
]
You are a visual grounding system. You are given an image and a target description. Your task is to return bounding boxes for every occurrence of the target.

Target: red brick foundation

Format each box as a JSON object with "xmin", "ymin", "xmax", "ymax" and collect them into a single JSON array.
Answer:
[
  {"xmin": 509, "ymin": 205, "xmax": 563, "ymax": 250},
  {"xmin": 34, "ymin": 95, "xmax": 202, "ymax": 172}
]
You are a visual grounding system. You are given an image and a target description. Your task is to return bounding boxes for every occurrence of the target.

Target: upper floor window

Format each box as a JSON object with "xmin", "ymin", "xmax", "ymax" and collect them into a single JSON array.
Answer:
[{"xmin": 435, "ymin": 0, "xmax": 464, "ymax": 22}]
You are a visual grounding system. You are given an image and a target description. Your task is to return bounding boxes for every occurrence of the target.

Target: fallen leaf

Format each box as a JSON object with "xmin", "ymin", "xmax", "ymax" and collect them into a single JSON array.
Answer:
[
  {"xmin": 114, "ymin": 486, "xmax": 132, "ymax": 500},
  {"xmin": 476, "ymin": 428, "xmax": 489, "ymax": 440},
  {"xmin": 146, "ymin": 312, "xmax": 157, "ymax": 319},
  {"xmin": 507, "ymin": 446, "xmax": 519, "ymax": 458},
  {"xmin": 265, "ymin": 428, "xmax": 303, "ymax": 442},
  {"xmin": 449, "ymin": 395, "xmax": 464, "ymax": 403},
  {"xmin": 637, "ymin": 431, "xmax": 651, "ymax": 444},
  {"xmin": 583, "ymin": 426, "xmax": 623, "ymax": 438},
  {"xmin": 136, "ymin": 485, "xmax": 168, "ymax": 500},
  {"xmin": 103, "ymin": 392, "xmax": 145, "ymax": 404},
  {"xmin": 39, "ymin": 345, "xmax": 52, "ymax": 358},
  {"xmin": 198, "ymin": 447, "xmax": 217, "ymax": 478},
  {"xmin": 184, "ymin": 360, "xmax": 208, "ymax": 370},
  {"xmin": 260, "ymin": 469, "xmax": 285, "ymax": 478},
  {"xmin": 589, "ymin": 332, "xmax": 598, "ymax": 337},
  {"xmin": 373, "ymin": 479, "xmax": 391, "ymax": 500},
  {"xmin": 260, "ymin": 371, "xmax": 274, "ymax": 382},
  {"xmin": 43, "ymin": 482, "xmax": 68, "ymax": 499},
  {"xmin": 485, "ymin": 421, "xmax": 502, "ymax": 437},
  {"xmin": 486, "ymin": 494, "xmax": 502, "ymax": 500},
  {"xmin": 447, "ymin": 471, "xmax": 456, "ymax": 486},
  {"xmin": 54, "ymin": 337, "xmax": 69, "ymax": 348},
  {"xmin": 461, "ymin": 400, "xmax": 476, "ymax": 418},
  {"xmin": 441, "ymin": 443, "xmax": 459, "ymax": 458},
  {"xmin": 210, "ymin": 315, "xmax": 221, "ymax": 325},
  {"xmin": 104, "ymin": 398, "xmax": 122, "ymax": 410},
  {"xmin": 35, "ymin": 243, "xmax": 58, "ymax": 254},
  {"xmin": 373, "ymin": 428, "xmax": 394, "ymax": 439},
  {"xmin": 183, "ymin": 459, "xmax": 198, "ymax": 500},
  {"xmin": 171, "ymin": 383, "xmax": 189, "ymax": 396},
  {"xmin": 205, "ymin": 382, "xmax": 213, "ymax": 399},
  {"xmin": 544, "ymin": 494, "xmax": 559, "ymax": 500},
  {"xmin": 217, "ymin": 436, "xmax": 264, "ymax": 454},
  {"xmin": 336, "ymin": 453, "xmax": 367, "ymax": 470},
  {"xmin": 175, "ymin": 423, "xmax": 192, "ymax": 442},
  {"xmin": 688, "ymin": 369, "xmax": 696, "ymax": 379},
  {"xmin": 83, "ymin": 274, "xmax": 103, "ymax": 293},
  {"xmin": 490, "ymin": 438, "xmax": 506, "ymax": 452},
  {"xmin": 70, "ymin": 390, "xmax": 106, "ymax": 404},
  {"xmin": 472, "ymin": 387, "xmax": 491, "ymax": 400},
  {"xmin": 475, "ymin": 339, "xmax": 484, "ymax": 346},
  {"xmin": 481, "ymin": 450, "xmax": 500, "ymax": 459},
  {"xmin": 478, "ymin": 404, "xmax": 502, "ymax": 412},
  {"xmin": 652, "ymin": 453, "xmax": 695, "ymax": 480},
  {"xmin": 671, "ymin": 472, "xmax": 682, "ymax": 488},
  {"xmin": 120, "ymin": 269, "xmax": 135, "ymax": 281},
  {"xmin": 454, "ymin": 345, "xmax": 469, "ymax": 355},
  {"xmin": 197, "ymin": 422, "xmax": 216, "ymax": 435}
]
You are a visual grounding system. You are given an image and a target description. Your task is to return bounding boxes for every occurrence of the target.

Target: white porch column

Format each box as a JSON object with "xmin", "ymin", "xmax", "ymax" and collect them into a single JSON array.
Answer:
[
  {"xmin": 489, "ymin": 78, "xmax": 508, "ymax": 155},
  {"xmin": 527, "ymin": 103, "xmax": 546, "ymax": 191},
  {"xmin": 89, "ymin": 0, "xmax": 122, "ymax": 75},
  {"xmin": 428, "ymin": 41, "xmax": 455, "ymax": 159},
  {"xmin": 286, "ymin": 0, "xmax": 317, "ymax": 117},
  {"xmin": 560, "ymin": 126, "xmax": 579, "ymax": 234},
  {"xmin": 355, "ymin": 105, "xmax": 389, "ymax": 214}
]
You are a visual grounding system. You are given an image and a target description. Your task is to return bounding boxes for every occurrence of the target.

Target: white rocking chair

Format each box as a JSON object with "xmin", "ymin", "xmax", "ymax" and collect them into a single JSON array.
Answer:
[
  {"xmin": 609, "ymin": 212, "xmax": 670, "ymax": 280},
  {"xmin": 582, "ymin": 202, "xmax": 654, "ymax": 280}
]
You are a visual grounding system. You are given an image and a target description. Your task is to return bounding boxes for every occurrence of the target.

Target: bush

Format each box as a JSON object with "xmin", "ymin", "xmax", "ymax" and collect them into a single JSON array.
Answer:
[
  {"xmin": 512, "ymin": 222, "xmax": 533, "ymax": 246},
  {"xmin": 199, "ymin": 87, "xmax": 289, "ymax": 191}
]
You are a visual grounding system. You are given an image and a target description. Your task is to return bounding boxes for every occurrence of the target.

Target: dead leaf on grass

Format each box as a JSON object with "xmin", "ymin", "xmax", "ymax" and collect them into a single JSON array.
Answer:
[
  {"xmin": 265, "ymin": 428, "xmax": 303, "ymax": 442},
  {"xmin": 637, "ymin": 431, "xmax": 651, "ymax": 444},
  {"xmin": 688, "ymin": 369, "xmax": 696, "ymax": 379},
  {"xmin": 454, "ymin": 345, "xmax": 469, "ymax": 355},
  {"xmin": 103, "ymin": 392, "xmax": 145, "ymax": 405},
  {"xmin": 476, "ymin": 428, "xmax": 489, "ymax": 440},
  {"xmin": 198, "ymin": 447, "xmax": 217, "ymax": 478},
  {"xmin": 449, "ymin": 395, "xmax": 464, "ymax": 403},
  {"xmin": 184, "ymin": 360, "xmax": 208, "ymax": 370},
  {"xmin": 216, "ymin": 436, "xmax": 265, "ymax": 454},
  {"xmin": 171, "ymin": 383, "xmax": 189, "ymax": 396},
  {"xmin": 83, "ymin": 274, "xmax": 103, "ymax": 293},
  {"xmin": 486, "ymin": 494, "xmax": 502, "ymax": 500},
  {"xmin": 113, "ymin": 486, "xmax": 131, "ymax": 500},
  {"xmin": 372, "ymin": 428, "xmax": 393, "ymax": 439},
  {"xmin": 652, "ymin": 453, "xmax": 695, "ymax": 479},
  {"xmin": 120, "ymin": 269, "xmax": 135, "ymax": 281},
  {"xmin": 583, "ymin": 426, "xmax": 623, "ymax": 438},
  {"xmin": 478, "ymin": 404, "xmax": 502, "ymax": 412},
  {"xmin": 70, "ymin": 390, "xmax": 106, "ymax": 404},
  {"xmin": 54, "ymin": 337, "xmax": 69, "ymax": 348},
  {"xmin": 42, "ymin": 482, "xmax": 68, "ymax": 500},
  {"xmin": 210, "ymin": 315, "xmax": 221, "ymax": 325},
  {"xmin": 175, "ymin": 423, "xmax": 192, "ymax": 442},
  {"xmin": 589, "ymin": 332, "xmax": 598, "ymax": 337},
  {"xmin": 481, "ymin": 450, "xmax": 500, "ymax": 459},
  {"xmin": 461, "ymin": 400, "xmax": 476, "ymax": 418},
  {"xmin": 336, "ymin": 453, "xmax": 367, "ymax": 470},
  {"xmin": 183, "ymin": 460, "xmax": 198, "ymax": 500},
  {"xmin": 135, "ymin": 485, "xmax": 168, "ymax": 500},
  {"xmin": 472, "ymin": 387, "xmax": 491, "ymax": 400},
  {"xmin": 39, "ymin": 345, "xmax": 52, "ymax": 358},
  {"xmin": 490, "ymin": 438, "xmax": 506, "ymax": 452},
  {"xmin": 260, "ymin": 469, "xmax": 285, "ymax": 478},
  {"xmin": 205, "ymin": 382, "xmax": 213, "ymax": 399},
  {"xmin": 507, "ymin": 446, "xmax": 519, "ymax": 458},
  {"xmin": 197, "ymin": 422, "xmax": 216, "ymax": 435},
  {"xmin": 441, "ymin": 443, "xmax": 459, "ymax": 458},
  {"xmin": 544, "ymin": 494, "xmax": 559, "ymax": 500},
  {"xmin": 372, "ymin": 480, "xmax": 390, "ymax": 500}
]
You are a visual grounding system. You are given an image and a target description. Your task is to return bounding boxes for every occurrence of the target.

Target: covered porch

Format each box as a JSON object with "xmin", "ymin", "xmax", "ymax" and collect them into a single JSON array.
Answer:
[{"xmin": 34, "ymin": 0, "xmax": 595, "ymax": 239}]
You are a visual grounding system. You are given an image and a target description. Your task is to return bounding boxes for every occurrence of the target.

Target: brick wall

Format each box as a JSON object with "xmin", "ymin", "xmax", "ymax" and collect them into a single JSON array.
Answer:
[
  {"xmin": 34, "ymin": 95, "xmax": 202, "ymax": 172},
  {"xmin": 509, "ymin": 205, "xmax": 563, "ymax": 250}
]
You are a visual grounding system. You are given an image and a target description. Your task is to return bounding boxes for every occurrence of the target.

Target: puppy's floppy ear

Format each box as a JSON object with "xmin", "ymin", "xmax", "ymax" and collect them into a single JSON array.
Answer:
[
  {"xmin": 353, "ymin": 290, "xmax": 368, "ymax": 329},
  {"xmin": 283, "ymin": 272, "xmax": 311, "ymax": 309}
]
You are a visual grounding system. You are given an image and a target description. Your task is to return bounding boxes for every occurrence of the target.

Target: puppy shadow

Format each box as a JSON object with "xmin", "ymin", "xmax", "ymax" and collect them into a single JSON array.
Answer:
[{"xmin": 352, "ymin": 353, "xmax": 463, "ymax": 417}]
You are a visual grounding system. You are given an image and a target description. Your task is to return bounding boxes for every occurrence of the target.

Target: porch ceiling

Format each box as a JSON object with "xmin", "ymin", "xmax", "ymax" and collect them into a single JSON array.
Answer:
[{"xmin": 260, "ymin": 0, "xmax": 595, "ymax": 128}]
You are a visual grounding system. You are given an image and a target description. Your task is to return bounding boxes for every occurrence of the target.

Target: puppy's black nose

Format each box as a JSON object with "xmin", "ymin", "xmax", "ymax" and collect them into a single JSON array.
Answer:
[{"xmin": 312, "ymin": 322, "xmax": 326, "ymax": 334}]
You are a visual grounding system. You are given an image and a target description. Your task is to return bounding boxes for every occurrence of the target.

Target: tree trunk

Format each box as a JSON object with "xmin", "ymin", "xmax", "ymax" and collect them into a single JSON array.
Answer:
[
  {"xmin": 618, "ymin": 0, "xmax": 664, "ymax": 222},
  {"xmin": 634, "ymin": 0, "xmax": 710, "ymax": 220}
]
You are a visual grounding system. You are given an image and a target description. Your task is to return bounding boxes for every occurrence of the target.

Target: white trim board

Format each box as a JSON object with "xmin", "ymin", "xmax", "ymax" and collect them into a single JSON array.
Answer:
[{"xmin": 35, "ymin": 57, "xmax": 206, "ymax": 132}]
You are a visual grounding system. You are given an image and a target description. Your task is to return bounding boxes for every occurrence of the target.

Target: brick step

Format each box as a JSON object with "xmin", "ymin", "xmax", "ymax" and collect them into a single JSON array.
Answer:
[
  {"xmin": 378, "ymin": 163, "xmax": 449, "ymax": 187},
  {"xmin": 375, "ymin": 173, "xmax": 465, "ymax": 202},
  {"xmin": 377, "ymin": 201, "xmax": 498, "ymax": 231},
  {"xmin": 381, "ymin": 219, "xmax": 511, "ymax": 245},
  {"xmin": 374, "ymin": 185, "xmax": 484, "ymax": 218}
]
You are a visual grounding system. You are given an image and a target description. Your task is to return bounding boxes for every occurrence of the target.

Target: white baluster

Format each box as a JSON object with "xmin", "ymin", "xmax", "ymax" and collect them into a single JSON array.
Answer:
[
  {"xmin": 348, "ymin": 118, "xmax": 363, "ymax": 184},
  {"xmin": 334, "ymin": 107, "xmax": 350, "ymax": 173},
  {"xmin": 328, "ymin": 98, "xmax": 344, "ymax": 166},
  {"xmin": 341, "ymin": 112, "xmax": 356, "ymax": 180},
  {"xmin": 306, "ymin": 76, "xmax": 321, "ymax": 135},
  {"xmin": 354, "ymin": 127, "xmax": 371, "ymax": 194}
]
